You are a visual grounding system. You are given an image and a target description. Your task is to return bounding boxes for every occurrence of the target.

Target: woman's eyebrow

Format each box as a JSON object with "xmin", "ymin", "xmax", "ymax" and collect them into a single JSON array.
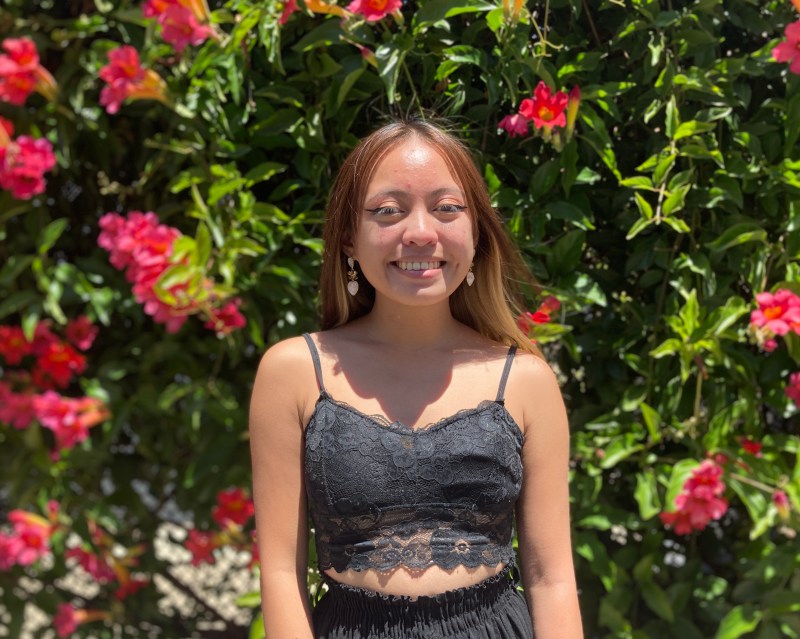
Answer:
[{"xmin": 364, "ymin": 187, "xmax": 466, "ymax": 200}]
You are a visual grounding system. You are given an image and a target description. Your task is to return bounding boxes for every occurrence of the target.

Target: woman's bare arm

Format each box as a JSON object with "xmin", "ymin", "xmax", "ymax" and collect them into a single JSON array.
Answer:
[
  {"xmin": 249, "ymin": 338, "xmax": 316, "ymax": 639},
  {"xmin": 514, "ymin": 354, "xmax": 584, "ymax": 639}
]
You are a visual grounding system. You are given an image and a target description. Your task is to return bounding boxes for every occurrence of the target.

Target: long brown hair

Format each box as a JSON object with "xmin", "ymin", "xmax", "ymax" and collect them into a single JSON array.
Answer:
[{"xmin": 319, "ymin": 120, "xmax": 541, "ymax": 356}]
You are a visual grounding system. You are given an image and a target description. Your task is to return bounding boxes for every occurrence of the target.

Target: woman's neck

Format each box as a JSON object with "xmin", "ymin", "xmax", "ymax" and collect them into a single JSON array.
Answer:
[{"xmin": 357, "ymin": 298, "xmax": 463, "ymax": 350}]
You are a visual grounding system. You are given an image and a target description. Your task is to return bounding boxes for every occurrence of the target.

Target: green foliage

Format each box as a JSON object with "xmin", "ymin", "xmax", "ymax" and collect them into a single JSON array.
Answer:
[{"xmin": 0, "ymin": 0, "xmax": 799, "ymax": 637}]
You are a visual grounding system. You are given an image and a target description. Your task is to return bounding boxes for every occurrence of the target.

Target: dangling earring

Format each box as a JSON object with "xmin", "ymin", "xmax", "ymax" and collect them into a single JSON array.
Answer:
[
  {"xmin": 466, "ymin": 262, "xmax": 475, "ymax": 287},
  {"xmin": 346, "ymin": 257, "xmax": 359, "ymax": 296}
]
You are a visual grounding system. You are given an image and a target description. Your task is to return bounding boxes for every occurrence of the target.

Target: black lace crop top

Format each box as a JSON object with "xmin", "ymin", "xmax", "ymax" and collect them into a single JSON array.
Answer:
[{"xmin": 302, "ymin": 334, "xmax": 524, "ymax": 574}]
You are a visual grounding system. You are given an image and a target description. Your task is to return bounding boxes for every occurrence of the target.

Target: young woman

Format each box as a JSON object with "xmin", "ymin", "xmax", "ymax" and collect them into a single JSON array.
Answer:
[{"xmin": 249, "ymin": 120, "xmax": 583, "ymax": 639}]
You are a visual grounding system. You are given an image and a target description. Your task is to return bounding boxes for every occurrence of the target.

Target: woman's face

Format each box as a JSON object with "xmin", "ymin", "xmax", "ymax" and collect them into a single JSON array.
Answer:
[{"xmin": 346, "ymin": 137, "xmax": 476, "ymax": 309}]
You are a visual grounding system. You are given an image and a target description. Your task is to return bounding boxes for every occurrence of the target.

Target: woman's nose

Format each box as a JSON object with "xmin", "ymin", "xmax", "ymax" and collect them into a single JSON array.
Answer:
[{"xmin": 402, "ymin": 207, "xmax": 437, "ymax": 245}]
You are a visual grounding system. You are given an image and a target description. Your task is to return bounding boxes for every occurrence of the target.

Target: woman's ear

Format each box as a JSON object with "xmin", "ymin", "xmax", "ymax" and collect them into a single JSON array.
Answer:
[{"xmin": 342, "ymin": 235, "xmax": 355, "ymax": 260}]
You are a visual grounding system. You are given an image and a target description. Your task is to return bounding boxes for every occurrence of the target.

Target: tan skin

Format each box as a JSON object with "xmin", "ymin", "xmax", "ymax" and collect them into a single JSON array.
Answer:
[{"xmin": 249, "ymin": 139, "xmax": 583, "ymax": 638}]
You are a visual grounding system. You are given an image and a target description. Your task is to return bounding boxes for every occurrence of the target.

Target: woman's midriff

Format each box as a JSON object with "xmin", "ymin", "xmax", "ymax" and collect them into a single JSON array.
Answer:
[{"xmin": 323, "ymin": 562, "xmax": 506, "ymax": 597}]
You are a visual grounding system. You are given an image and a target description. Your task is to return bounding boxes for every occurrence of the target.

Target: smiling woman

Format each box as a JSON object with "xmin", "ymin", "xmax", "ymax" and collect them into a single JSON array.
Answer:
[{"xmin": 249, "ymin": 120, "xmax": 584, "ymax": 639}]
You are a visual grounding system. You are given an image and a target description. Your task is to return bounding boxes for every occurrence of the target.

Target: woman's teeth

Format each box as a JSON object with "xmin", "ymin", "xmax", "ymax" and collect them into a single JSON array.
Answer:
[{"xmin": 396, "ymin": 261, "xmax": 442, "ymax": 271}]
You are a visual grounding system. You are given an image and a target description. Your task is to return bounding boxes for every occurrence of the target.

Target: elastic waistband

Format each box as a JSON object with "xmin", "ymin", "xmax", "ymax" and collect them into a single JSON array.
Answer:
[{"xmin": 320, "ymin": 565, "xmax": 518, "ymax": 620}]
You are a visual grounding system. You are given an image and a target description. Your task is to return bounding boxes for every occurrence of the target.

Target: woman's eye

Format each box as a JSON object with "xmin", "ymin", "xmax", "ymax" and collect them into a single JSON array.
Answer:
[
  {"xmin": 366, "ymin": 206, "xmax": 402, "ymax": 216},
  {"xmin": 437, "ymin": 204, "xmax": 467, "ymax": 213}
]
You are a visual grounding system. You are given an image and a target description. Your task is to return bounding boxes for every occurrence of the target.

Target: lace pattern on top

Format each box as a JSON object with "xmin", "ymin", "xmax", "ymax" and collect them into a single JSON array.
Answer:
[{"xmin": 302, "ymin": 336, "xmax": 524, "ymax": 574}]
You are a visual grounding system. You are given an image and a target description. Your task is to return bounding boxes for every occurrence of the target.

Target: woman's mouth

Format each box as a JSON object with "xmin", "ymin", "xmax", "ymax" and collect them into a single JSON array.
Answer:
[{"xmin": 393, "ymin": 260, "xmax": 444, "ymax": 271}]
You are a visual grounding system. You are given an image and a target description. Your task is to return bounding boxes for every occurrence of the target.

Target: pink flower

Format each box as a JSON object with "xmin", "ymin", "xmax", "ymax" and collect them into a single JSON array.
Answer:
[
  {"xmin": 347, "ymin": 0, "xmax": 401, "ymax": 22},
  {"xmin": 5, "ymin": 510, "xmax": 52, "ymax": 566},
  {"xmin": 98, "ymin": 46, "xmax": 167, "ymax": 114},
  {"xmin": 0, "ymin": 37, "xmax": 58, "ymax": 105},
  {"xmin": 519, "ymin": 82, "xmax": 569, "ymax": 131},
  {"xmin": 53, "ymin": 603, "xmax": 80, "ymax": 638},
  {"xmin": 158, "ymin": 5, "xmax": 214, "ymax": 53},
  {"xmin": 660, "ymin": 460, "xmax": 729, "ymax": 535},
  {"xmin": 32, "ymin": 391, "xmax": 109, "ymax": 451},
  {"xmin": 773, "ymin": 489, "xmax": 790, "ymax": 520},
  {"xmin": 773, "ymin": 20, "xmax": 800, "ymax": 75},
  {"xmin": 212, "ymin": 487, "xmax": 255, "ymax": 528},
  {"xmin": 66, "ymin": 547, "xmax": 116, "ymax": 582},
  {"xmin": 185, "ymin": 529, "xmax": 217, "ymax": 566},
  {"xmin": 65, "ymin": 316, "xmax": 98, "ymax": 351},
  {"xmin": 751, "ymin": 289, "xmax": 800, "ymax": 336},
  {"xmin": 498, "ymin": 113, "xmax": 529, "ymax": 137},
  {"xmin": 279, "ymin": 0, "xmax": 299, "ymax": 24},
  {"xmin": 0, "ymin": 135, "xmax": 57, "ymax": 199},
  {"xmin": 786, "ymin": 371, "xmax": 800, "ymax": 404},
  {"xmin": 204, "ymin": 298, "xmax": 246, "ymax": 336}
]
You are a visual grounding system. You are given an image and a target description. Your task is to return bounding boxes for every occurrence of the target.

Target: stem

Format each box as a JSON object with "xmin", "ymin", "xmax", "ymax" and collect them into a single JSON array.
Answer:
[
  {"xmin": 401, "ymin": 60, "xmax": 422, "ymax": 116},
  {"xmin": 691, "ymin": 370, "xmax": 702, "ymax": 438},
  {"xmin": 581, "ymin": 0, "xmax": 603, "ymax": 49},
  {"xmin": 729, "ymin": 472, "xmax": 776, "ymax": 494}
]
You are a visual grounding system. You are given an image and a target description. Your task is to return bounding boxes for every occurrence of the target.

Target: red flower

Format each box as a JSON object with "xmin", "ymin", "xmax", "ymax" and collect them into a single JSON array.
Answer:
[
  {"xmin": 98, "ymin": 46, "xmax": 168, "ymax": 114},
  {"xmin": 114, "ymin": 575, "xmax": 149, "ymax": 600},
  {"xmin": 0, "ymin": 37, "xmax": 58, "ymax": 105},
  {"xmin": 34, "ymin": 341, "xmax": 87, "ymax": 389},
  {"xmin": 751, "ymin": 288, "xmax": 800, "ymax": 336},
  {"xmin": 65, "ymin": 316, "xmax": 99, "ymax": 351},
  {"xmin": 498, "ymin": 113, "xmax": 529, "ymax": 137},
  {"xmin": 212, "ymin": 487, "xmax": 255, "ymax": 528},
  {"xmin": 158, "ymin": 5, "xmax": 214, "ymax": 53},
  {"xmin": 786, "ymin": 371, "xmax": 800, "ymax": 404},
  {"xmin": 0, "ymin": 134, "xmax": 57, "ymax": 199},
  {"xmin": 0, "ymin": 325, "xmax": 33, "ymax": 364},
  {"xmin": 204, "ymin": 298, "xmax": 246, "ymax": 336},
  {"xmin": 660, "ymin": 460, "xmax": 728, "ymax": 535},
  {"xmin": 519, "ymin": 82, "xmax": 569, "ymax": 131},
  {"xmin": 53, "ymin": 603, "xmax": 80, "ymax": 638},
  {"xmin": 185, "ymin": 529, "xmax": 217, "ymax": 566},
  {"xmin": 740, "ymin": 437, "xmax": 763, "ymax": 457},
  {"xmin": 773, "ymin": 20, "xmax": 800, "ymax": 75},
  {"xmin": 348, "ymin": 0, "xmax": 402, "ymax": 21}
]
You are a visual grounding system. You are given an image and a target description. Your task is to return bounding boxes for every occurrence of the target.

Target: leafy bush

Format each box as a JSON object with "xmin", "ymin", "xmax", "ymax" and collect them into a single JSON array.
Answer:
[{"xmin": 0, "ymin": 0, "xmax": 798, "ymax": 637}]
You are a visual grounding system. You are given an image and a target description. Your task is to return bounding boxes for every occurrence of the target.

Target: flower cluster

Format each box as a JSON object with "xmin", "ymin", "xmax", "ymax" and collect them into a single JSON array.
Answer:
[
  {"xmin": 98, "ymin": 46, "xmax": 169, "ymax": 115},
  {"xmin": 749, "ymin": 288, "xmax": 800, "ymax": 405},
  {"xmin": 660, "ymin": 460, "xmax": 729, "ymax": 535},
  {"xmin": 142, "ymin": 0, "xmax": 215, "ymax": 53},
  {"xmin": 184, "ymin": 488, "xmax": 257, "ymax": 567},
  {"xmin": 499, "ymin": 81, "xmax": 581, "ymax": 149},
  {"xmin": 279, "ymin": 0, "xmax": 401, "ymax": 25},
  {"xmin": 517, "ymin": 295, "xmax": 561, "ymax": 334},
  {"xmin": 0, "ymin": 502, "xmax": 59, "ymax": 569},
  {"xmin": 66, "ymin": 519, "xmax": 149, "ymax": 600},
  {"xmin": 773, "ymin": 7, "xmax": 800, "ymax": 75},
  {"xmin": 0, "ymin": 37, "xmax": 57, "ymax": 105},
  {"xmin": 0, "ymin": 319, "xmax": 108, "ymax": 453},
  {"xmin": 98, "ymin": 211, "xmax": 246, "ymax": 335}
]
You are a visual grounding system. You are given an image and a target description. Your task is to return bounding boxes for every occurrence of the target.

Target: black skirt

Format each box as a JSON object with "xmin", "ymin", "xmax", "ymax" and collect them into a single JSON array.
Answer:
[{"xmin": 312, "ymin": 565, "xmax": 534, "ymax": 639}]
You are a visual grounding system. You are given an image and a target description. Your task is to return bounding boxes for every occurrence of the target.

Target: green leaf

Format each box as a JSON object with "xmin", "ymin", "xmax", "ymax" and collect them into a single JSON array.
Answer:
[
  {"xmin": 38, "ymin": 218, "xmax": 68, "ymax": 255},
  {"xmin": 634, "ymin": 192, "xmax": 654, "ymax": 220},
  {"xmin": 0, "ymin": 290, "xmax": 39, "ymax": 320},
  {"xmin": 706, "ymin": 223, "xmax": 768, "ymax": 252},
  {"xmin": 635, "ymin": 470, "xmax": 662, "ymax": 519},
  {"xmin": 599, "ymin": 433, "xmax": 644, "ymax": 468},
  {"xmin": 235, "ymin": 591, "xmax": 262, "ymax": 608},
  {"xmin": 664, "ymin": 459, "xmax": 700, "ymax": 509},
  {"xmin": 375, "ymin": 42, "xmax": 406, "ymax": 104},
  {"xmin": 640, "ymin": 580, "xmax": 674, "ymax": 622},
  {"xmin": 672, "ymin": 120, "xmax": 716, "ymax": 141},
  {"xmin": 662, "ymin": 184, "xmax": 691, "ymax": 216},
  {"xmin": 715, "ymin": 606, "xmax": 762, "ymax": 639},
  {"xmin": 413, "ymin": 0, "xmax": 495, "ymax": 31},
  {"xmin": 640, "ymin": 402, "xmax": 662, "ymax": 443}
]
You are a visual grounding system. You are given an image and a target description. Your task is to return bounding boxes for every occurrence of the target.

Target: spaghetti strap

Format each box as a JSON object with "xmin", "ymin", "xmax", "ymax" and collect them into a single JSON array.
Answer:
[
  {"xmin": 495, "ymin": 345, "xmax": 517, "ymax": 403},
  {"xmin": 302, "ymin": 333, "xmax": 327, "ymax": 394}
]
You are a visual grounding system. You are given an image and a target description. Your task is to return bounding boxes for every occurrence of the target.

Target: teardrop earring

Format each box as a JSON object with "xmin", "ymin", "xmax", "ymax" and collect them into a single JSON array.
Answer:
[
  {"xmin": 466, "ymin": 263, "xmax": 475, "ymax": 287},
  {"xmin": 346, "ymin": 257, "xmax": 359, "ymax": 296}
]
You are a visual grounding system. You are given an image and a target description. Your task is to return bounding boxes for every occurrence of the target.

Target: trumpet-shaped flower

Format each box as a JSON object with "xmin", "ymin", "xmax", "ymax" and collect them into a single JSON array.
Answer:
[
  {"xmin": 0, "ymin": 134, "xmax": 57, "ymax": 199},
  {"xmin": 786, "ymin": 371, "xmax": 800, "ymax": 404},
  {"xmin": 32, "ymin": 391, "xmax": 109, "ymax": 451},
  {"xmin": 204, "ymin": 298, "xmax": 246, "ymax": 336},
  {"xmin": 773, "ymin": 21, "xmax": 800, "ymax": 75},
  {"xmin": 751, "ymin": 289, "xmax": 800, "ymax": 336},
  {"xmin": 98, "ymin": 46, "xmax": 168, "ymax": 114},
  {"xmin": 65, "ymin": 316, "xmax": 99, "ymax": 352},
  {"xmin": 212, "ymin": 487, "xmax": 255, "ymax": 528},
  {"xmin": 185, "ymin": 529, "xmax": 217, "ymax": 565},
  {"xmin": 660, "ymin": 460, "xmax": 728, "ymax": 535},
  {"xmin": 498, "ymin": 113, "xmax": 529, "ymax": 137},
  {"xmin": 5, "ymin": 510, "xmax": 53, "ymax": 566},
  {"xmin": 158, "ymin": 5, "xmax": 214, "ymax": 53},
  {"xmin": 519, "ymin": 81, "xmax": 568, "ymax": 131},
  {"xmin": 348, "ymin": 0, "xmax": 401, "ymax": 21},
  {"xmin": 0, "ymin": 37, "xmax": 57, "ymax": 104}
]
